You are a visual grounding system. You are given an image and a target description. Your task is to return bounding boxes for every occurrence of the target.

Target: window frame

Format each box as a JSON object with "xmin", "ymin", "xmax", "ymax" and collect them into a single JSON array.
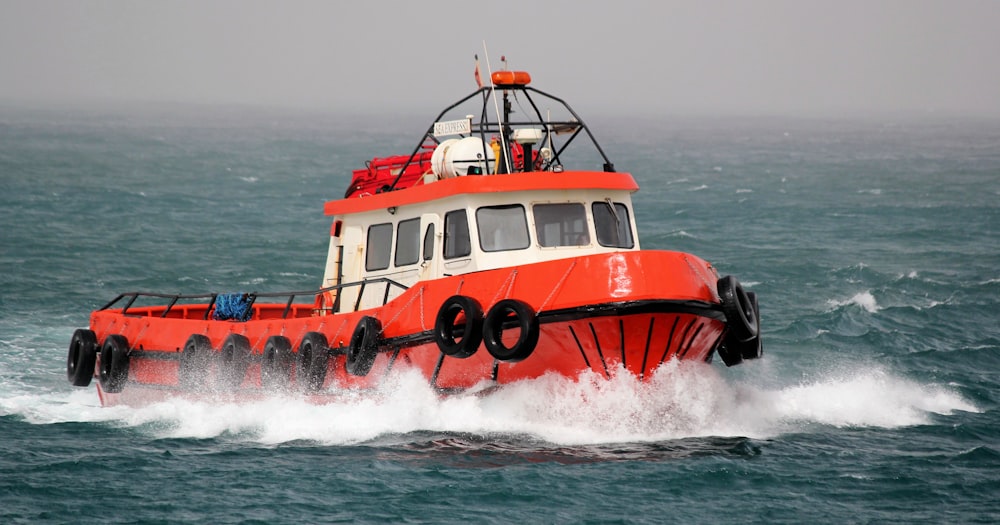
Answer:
[
  {"xmin": 422, "ymin": 222, "xmax": 435, "ymax": 261},
  {"xmin": 532, "ymin": 202, "xmax": 590, "ymax": 248},
  {"xmin": 475, "ymin": 204, "xmax": 531, "ymax": 253},
  {"xmin": 592, "ymin": 201, "xmax": 635, "ymax": 249},
  {"xmin": 394, "ymin": 217, "xmax": 421, "ymax": 267},
  {"xmin": 443, "ymin": 209, "xmax": 471, "ymax": 260},
  {"xmin": 365, "ymin": 222, "xmax": 394, "ymax": 271}
]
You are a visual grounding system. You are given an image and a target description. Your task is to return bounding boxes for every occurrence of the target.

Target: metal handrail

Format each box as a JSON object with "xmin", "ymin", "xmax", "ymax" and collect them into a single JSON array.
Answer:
[
  {"xmin": 98, "ymin": 277, "xmax": 409, "ymax": 319},
  {"xmin": 386, "ymin": 83, "xmax": 615, "ymax": 192}
]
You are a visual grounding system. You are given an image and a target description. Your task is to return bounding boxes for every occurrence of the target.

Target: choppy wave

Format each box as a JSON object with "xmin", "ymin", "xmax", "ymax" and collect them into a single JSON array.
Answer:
[
  {"xmin": 4, "ymin": 107, "xmax": 1000, "ymax": 522},
  {"xmin": 828, "ymin": 291, "xmax": 880, "ymax": 313}
]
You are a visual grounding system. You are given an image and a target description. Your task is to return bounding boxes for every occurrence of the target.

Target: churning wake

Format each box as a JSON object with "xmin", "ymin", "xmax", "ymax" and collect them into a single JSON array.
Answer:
[{"xmin": 1, "ymin": 358, "xmax": 977, "ymax": 447}]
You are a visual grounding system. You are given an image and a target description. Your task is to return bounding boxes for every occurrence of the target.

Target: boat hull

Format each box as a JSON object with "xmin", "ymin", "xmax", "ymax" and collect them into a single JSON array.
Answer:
[{"xmin": 85, "ymin": 251, "xmax": 727, "ymax": 406}]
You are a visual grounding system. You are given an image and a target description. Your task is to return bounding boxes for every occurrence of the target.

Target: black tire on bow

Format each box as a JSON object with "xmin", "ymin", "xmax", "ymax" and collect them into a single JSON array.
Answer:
[
  {"xmin": 717, "ymin": 275, "xmax": 758, "ymax": 343},
  {"xmin": 434, "ymin": 295, "xmax": 484, "ymax": 359},
  {"xmin": 482, "ymin": 299, "xmax": 539, "ymax": 362},
  {"xmin": 739, "ymin": 291, "xmax": 763, "ymax": 360},
  {"xmin": 714, "ymin": 339, "xmax": 744, "ymax": 367}
]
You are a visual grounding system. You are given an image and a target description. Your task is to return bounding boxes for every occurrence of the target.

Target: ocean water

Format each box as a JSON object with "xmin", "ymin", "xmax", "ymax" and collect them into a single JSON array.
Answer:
[{"xmin": 1, "ymin": 103, "xmax": 998, "ymax": 524}]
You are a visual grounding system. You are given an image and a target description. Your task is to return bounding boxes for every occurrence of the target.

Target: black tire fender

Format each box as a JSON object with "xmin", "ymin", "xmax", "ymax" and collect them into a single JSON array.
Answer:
[
  {"xmin": 740, "ymin": 291, "xmax": 763, "ymax": 360},
  {"xmin": 714, "ymin": 340, "xmax": 744, "ymax": 367},
  {"xmin": 346, "ymin": 316, "xmax": 381, "ymax": 377},
  {"xmin": 99, "ymin": 334, "xmax": 130, "ymax": 393},
  {"xmin": 217, "ymin": 334, "xmax": 251, "ymax": 390},
  {"xmin": 434, "ymin": 295, "xmax": 483, "ymax": 358},
  {"xmin": 262, "ymin": 335, "xmax": 294, "ymax": 390},
  {"xmin": 482, "ymin": 299, "xmax": 539, "ymax": 362},
  {"xmin": 297, "ymin": 332, "xmax": 329, "ymax": 392},
  {"xmin": 67, "ymin": 329, "xmax": 98, "ymax": 387},
  {"xmin": 179, "ymin": 334, "xmax": 212, "ymax": 390},
  {"xmin": 717, "ymin": 275, "xmax": 758, "ymax": 342}
]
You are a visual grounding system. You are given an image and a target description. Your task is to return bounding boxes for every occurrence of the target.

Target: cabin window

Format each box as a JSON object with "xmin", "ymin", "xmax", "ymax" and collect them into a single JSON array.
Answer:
[
  {"xmin": 395, "ymin": 218, "xmax": 420, "ymax": 267},
  {"xmin": 592, "ymin": 201, "xmax": 635, "ymax": 248},
  {"xmin": 476, "ymin": 205, "xmax": 530, "ymax": 252},
  {"xmin": 533, "ymin": 203, "xmax": 589, "ymax": 247},
  {"xmin": 444, "ymin": 210, "xmax": 471, "ymax": 259},
  {"xmin": 365, "ymin": 223, "xmax": 394, "ymax": 271},
  {"xmin": 423, "ymin": 223, "xmax": 435, "ymax": 261}
]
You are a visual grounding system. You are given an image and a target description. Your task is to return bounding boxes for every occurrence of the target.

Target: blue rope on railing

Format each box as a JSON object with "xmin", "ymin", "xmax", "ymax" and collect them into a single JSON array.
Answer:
[{"xmin": 212, "ymin": 293, "xmax": 254, "ymax": 321}]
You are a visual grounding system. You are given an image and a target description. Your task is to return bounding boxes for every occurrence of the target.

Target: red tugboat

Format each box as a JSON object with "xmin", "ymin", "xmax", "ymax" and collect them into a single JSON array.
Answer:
[{"xmin": 66, "ymin": 68, "xmax": 762, "ymax": 406}]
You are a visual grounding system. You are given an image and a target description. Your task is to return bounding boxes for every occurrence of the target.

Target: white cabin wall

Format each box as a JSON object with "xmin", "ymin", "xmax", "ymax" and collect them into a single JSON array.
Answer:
[{"xmin": 322, "ymin": 187, "xmax": 640, "ymax": 312}]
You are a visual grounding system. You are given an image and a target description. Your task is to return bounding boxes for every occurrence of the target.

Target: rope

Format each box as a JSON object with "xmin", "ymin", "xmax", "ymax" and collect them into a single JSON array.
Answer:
[
  {"xmin": 490, "ymin": 269, "xmax": 518, "ymax": 305},
  {"xmin": 378, "ymin": 286, "xmax": 425, "ymax": 336},
  {"xmin": 329, "ymin": 319, "xmax": 349, "ymax": 349},
  {"xmin": 539, "ymin": 260, "xmax": 577, "ymax": 312},
  {"xmin": 419, "ymin": 288, "xmax": 427, "ymax": 331},
  {"xmin": 683, "ymin": 256, "xmax": 717, "ymax": 301},
  {"xmin": 132, "ymin": 321, "xmax": 150, "ymax": 351},
  {"xmin": 212, "ymin": 293, "xmax": 254, "ymax": 322}
]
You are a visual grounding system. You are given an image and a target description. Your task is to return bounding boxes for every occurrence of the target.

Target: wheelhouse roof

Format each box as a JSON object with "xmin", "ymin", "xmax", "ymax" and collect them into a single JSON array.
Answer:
[{"xmin": 324, "ymin": 170, "xmax": 638, "ymax": 216}]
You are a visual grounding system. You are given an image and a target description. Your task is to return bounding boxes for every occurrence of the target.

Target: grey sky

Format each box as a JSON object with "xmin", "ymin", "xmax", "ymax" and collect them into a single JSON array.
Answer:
[{"xmin": 2, "ymin": 0, "xmax": 998, "ymax": 117}]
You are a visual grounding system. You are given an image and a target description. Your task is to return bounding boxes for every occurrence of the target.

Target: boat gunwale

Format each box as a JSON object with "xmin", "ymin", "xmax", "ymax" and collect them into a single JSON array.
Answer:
[{"xmin": 114, "ymin": 298, "xmax": 724, "ymax": 359}]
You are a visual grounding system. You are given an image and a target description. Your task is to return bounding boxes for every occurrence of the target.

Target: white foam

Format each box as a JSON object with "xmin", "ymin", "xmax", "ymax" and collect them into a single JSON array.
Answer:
[
  {"xmin": 2, "ymin": 361, "xmax": 978, "ymax": 446},
  {"xmin": 750, "ymin": 367, "xmax": 978, "ymax": 429}
]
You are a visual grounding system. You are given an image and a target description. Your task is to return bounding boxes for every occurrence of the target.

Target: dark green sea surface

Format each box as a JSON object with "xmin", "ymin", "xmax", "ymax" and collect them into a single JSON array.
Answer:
[{"xmin": 1, "ymin": 104, "xmax": 998, "ymax": 524}]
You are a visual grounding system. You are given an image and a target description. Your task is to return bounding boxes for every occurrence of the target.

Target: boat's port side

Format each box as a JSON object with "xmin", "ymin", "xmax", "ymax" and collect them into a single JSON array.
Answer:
[
  {"xmin": 83, "ymin": 300, "xmax": 729, "ymax": 405},
  {"xmin": 77, "ymin": 250, "xmax": 763, "ymax": 406}
]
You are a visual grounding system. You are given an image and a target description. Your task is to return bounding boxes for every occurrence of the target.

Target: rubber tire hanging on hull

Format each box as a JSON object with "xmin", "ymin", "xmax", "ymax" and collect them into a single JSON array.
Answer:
[
  {"xmin": 482, "ymin": 299, "xmax": 539, "ymax": 362},
  {"xmin": 99, "ymin": 334, "xmax": 130, "ymax": 393},
  {"xmin": 297, "ymin": 332, "xmax": 329, "ymax": 392},
  {"xmin": 434, "ymin": 295, "xmax": 483, "ymax": 358},
  {"xmin": 217, "ymin": 334, "xmax": 251, "ymax": 390},
  {"xmin": 740, "ymin": 292, "xmax": 764, "ymax": 360},
  {"xmin": 347, "ymin": 316, "xmax": 381, "ymax": 377},
  {"xmin": 261, "ymin": 335, "xmax": 294, "ymax": 390},
  {"xmin": 67, "ymin": 329, "xmax": 98, "ymax": 387},
  {"xmin": 179, "ymin": 334, "xmax": 212, "ymax": 390},
  {"xmin": 715, "ymin": 338, "xmax": 744, "ymax": 367},
  {"xmin": 714, "ymin": 277, "xmax": 763, "ymax": 367},
  {"xmin": 717, "ymin": 275, "xmax": 758, "ymax": 342}
]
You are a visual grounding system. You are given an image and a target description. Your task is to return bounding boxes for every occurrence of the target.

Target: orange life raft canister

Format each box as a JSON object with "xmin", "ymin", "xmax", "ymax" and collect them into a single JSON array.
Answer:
[{"xmin": 491, "ymin": 71, "xmax": 531, "ymax": 87}]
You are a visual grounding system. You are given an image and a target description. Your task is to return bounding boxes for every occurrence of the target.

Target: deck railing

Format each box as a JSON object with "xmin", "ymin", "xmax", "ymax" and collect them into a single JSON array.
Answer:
[{"xmin": 97, "ymin": 277, "xmax": 409, "ymax": 320}]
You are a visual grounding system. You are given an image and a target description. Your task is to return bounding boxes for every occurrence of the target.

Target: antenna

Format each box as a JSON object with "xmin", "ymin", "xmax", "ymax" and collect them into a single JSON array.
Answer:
[{"xmin": 482, "ymin": 41, "xmax": 513, "ymax": 175}]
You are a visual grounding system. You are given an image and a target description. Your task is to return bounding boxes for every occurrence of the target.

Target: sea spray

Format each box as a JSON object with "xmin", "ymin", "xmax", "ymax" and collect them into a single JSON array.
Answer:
[{"xmin": 3, "ymin": 360, "xmax": 976, "ymax": 446}]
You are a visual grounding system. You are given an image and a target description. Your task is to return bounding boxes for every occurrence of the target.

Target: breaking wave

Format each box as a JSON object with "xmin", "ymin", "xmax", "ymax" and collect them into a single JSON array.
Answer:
[{"xmin": 828, "ymin": 291, "xmax": 880, "ymax": 313}]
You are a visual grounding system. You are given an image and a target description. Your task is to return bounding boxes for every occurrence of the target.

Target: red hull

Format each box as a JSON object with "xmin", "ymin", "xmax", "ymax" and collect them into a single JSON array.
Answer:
[{"xmin": 86, "ymin": 251, "xmax": 727, "ymax": 406}]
